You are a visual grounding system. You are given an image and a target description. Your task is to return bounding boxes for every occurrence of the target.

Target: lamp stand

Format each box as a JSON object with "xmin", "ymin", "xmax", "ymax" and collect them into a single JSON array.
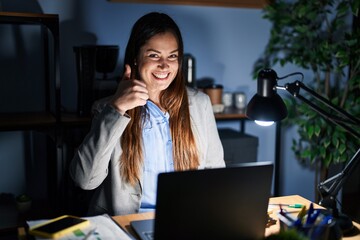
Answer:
[
  {"xmin": 318, "ymin": 147, "xmax": 360, "ymax": 233},
  {"xmin": 247, "ymin": 69, "xmax": 360, "ymax": 236},
  {"xmin": 319, "ymin": 195, "xmax": 354, "ymax": 233}
]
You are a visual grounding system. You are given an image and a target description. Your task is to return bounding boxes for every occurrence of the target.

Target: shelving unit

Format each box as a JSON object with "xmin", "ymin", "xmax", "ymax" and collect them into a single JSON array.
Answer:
[{"xmin": 0, "ymin": 12, "xmax": 62, "ymax": 225}]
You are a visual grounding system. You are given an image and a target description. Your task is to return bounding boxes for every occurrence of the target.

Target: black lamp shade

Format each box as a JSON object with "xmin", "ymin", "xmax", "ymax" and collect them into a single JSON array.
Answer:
[
  {"xmin": 246, "ymin": 93, "xmax": 287, "ymax": 121},
  {"xmin": 246, "ymin": 69, "xmax": 288, "ymax": 122}
]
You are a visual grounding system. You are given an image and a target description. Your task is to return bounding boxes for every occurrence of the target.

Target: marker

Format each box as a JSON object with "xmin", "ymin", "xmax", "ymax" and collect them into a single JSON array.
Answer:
[
  {"xmin": 269, "ymin": 203, "xmax": 304, "ymax": 208},
  {"xmin": 297, "ymin": 205, "xmax": 307, "ymax": 220},
  {"xmin": 288, "ymin": 204, "xmax": 304, "ymax": 208}
]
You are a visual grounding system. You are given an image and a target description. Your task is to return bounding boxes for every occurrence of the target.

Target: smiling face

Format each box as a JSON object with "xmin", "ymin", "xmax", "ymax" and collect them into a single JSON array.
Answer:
[{"xmin": 137, "ymin": 31, "xmax": 179, "ymax": 100}]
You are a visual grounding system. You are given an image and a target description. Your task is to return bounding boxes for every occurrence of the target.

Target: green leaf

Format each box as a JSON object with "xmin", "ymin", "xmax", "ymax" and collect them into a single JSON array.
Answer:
[
  {"xmin": 314, "ymin": 125, "xmax": 321, "ymax": 137},
  {"xmin": 335, "ymin": 50, "xmax": 347, "ymax": 59},
  {"xmin": 337, "ymin": 1, "xmax": 349, "ymax": 17},
  {"xmin": 320, "ymin": 147, "xmax": 326, "ymax": 159},
  {"xmin": 345, "ymin": 39, "xmax": 358, "ymax": 47},
  {"xmin": 294, "ymin": 25, "xmax": 309, "ymax": 33},
  {"xmin": 307, "ymin": 125, "xmax": 314, "ymax": 138},
  {"xmin": 352, "ymin": 2, "xmax": 359, "ymax": 16},
  {"xmin": 338, "ymin": 144, "xmax": 346, "ymax": 155},
  {"xmin": 324, "ymin": 154, "xmax": 333, "ymax": 167},
  {"xmin": 332, "ymin": 135, "xmax": 340, "ymax": 148},
  {"xmin": 301, "ymin": 149, "xmax": 311, "ymax": 159}
]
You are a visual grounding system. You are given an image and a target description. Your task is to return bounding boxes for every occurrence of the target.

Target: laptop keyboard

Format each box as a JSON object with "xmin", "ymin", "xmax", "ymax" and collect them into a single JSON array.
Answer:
[{"xmin": 144, "ymin": 231, "xmax": 154, "ymax": 240}]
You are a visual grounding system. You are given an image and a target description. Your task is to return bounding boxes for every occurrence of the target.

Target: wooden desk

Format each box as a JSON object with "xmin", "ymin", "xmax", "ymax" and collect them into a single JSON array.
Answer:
[{"xmin": 113, "ymin": 195, "xmax": 360, "ymax": 239}]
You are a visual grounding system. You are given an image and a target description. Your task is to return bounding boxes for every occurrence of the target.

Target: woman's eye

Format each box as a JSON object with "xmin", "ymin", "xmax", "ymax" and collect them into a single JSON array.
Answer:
[
  {"xmin": 148, "ymin": 53, "xmax": 159, "ymax": 58},
  {"xmin": 168, "ymin": 54, "xmax": 178, "ymax": 60}
]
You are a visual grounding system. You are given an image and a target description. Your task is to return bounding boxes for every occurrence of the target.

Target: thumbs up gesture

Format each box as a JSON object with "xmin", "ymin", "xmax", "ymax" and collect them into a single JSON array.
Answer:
[{"xmin": 110, "ymin": 64, "xmax": 149, "ymax": 115}]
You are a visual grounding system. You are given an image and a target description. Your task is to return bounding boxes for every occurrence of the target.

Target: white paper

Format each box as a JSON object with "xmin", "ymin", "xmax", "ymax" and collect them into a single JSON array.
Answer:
[{"xmin": 27, "ymin": 214, "xmax": 133, "ymax": 240}]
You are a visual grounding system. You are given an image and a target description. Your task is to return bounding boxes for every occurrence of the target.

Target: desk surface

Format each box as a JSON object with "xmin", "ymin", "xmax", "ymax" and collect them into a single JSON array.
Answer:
[{"xmin": 113, "ymin": 195, "xmax": 360, "ymax": 239}]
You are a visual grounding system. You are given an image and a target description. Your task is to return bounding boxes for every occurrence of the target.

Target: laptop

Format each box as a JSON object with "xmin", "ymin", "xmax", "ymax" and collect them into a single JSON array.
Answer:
[{"xmin": 131, "ymin": 161, "xmax": 273, "ymax": 240}]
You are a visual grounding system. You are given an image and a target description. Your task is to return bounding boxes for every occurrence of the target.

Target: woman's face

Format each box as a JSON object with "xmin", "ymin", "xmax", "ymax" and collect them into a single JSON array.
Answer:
[{"xmin": 137, "ymin": 32, "xmax": 179, "ymax": 97}]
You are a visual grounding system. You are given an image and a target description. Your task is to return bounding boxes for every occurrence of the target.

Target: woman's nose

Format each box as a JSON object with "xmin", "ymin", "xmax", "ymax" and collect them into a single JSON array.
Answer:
[{"xmin": 158, "ymin": 58, "xmax": 169, "ymax": 68}]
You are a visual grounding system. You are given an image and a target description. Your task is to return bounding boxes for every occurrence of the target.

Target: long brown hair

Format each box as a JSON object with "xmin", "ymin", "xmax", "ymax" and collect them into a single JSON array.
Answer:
[{"xmin": 121, "ymin": 12, "xmax": 199, "ymax": 185}]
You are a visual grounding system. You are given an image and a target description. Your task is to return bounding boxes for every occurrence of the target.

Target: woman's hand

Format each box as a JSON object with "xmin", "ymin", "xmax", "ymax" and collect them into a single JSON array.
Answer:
[{"xmin": 110, "ymin": 64, "xmax": 149, "ymax": 115}]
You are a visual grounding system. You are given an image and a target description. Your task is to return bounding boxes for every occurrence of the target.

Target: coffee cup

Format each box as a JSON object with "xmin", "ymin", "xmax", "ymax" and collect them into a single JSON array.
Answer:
[{"xmin": 204, "ymin": 84, "xmax": 223, "ymax": 105}]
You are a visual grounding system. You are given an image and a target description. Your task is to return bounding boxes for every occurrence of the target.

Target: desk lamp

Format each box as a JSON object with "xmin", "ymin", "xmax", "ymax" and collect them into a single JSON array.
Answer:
[{"xmin": 246, "ymin": 68, "xmax": 360, "ymax": 233}]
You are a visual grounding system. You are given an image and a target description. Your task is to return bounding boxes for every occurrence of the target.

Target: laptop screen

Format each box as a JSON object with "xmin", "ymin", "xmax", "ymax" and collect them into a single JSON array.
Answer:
[{"xmin": 154, "ymin": 161, "xmax": 274, "ymax": 240}]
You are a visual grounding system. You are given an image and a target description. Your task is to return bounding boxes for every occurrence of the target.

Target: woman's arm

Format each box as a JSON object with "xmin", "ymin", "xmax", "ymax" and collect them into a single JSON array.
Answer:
[
  {"xmin": 189, "ymin": 89, "xmax": 225, "ymax": 168},
  {"xmin": 202, "ymin": 94, "xmax": 225, "ymax": 168},
  {"xmin": 69, "ymin": 104, "xmax": 130, "ymax": 190}
]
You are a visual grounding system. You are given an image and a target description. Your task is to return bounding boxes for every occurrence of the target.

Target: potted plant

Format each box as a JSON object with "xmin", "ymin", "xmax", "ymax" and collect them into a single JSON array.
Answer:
[
  {"xmin": 16, "ymin": 193, "xmax": 32, "ymax": 213},
  {"xmin": 253, "ymin": 0, "xmax": 360, "ymax": 201}
]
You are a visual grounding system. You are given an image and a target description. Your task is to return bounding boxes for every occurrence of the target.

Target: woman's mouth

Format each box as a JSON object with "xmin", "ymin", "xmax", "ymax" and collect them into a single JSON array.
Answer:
[{"xmin": 153, "ymin": 72, "xmax": 170, "ymax": 79}]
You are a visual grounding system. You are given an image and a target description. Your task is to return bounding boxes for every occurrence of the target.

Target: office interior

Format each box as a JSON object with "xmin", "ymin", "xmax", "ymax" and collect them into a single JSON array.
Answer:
[{"xmin": 0, "ymin": 0, "xmax": 359, "ymax": 233}]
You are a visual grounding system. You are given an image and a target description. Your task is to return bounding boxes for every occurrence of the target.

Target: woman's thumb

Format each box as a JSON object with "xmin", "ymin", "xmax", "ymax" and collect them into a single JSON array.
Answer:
[{"xmin": 123, "ymin": 64, "xmax": 132, "ymax": 80}]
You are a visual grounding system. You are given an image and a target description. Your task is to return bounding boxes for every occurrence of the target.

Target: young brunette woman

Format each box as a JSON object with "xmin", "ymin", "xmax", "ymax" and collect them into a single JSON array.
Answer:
[{"xmin": 70, "ymin": 12, "xmax": 225, "ymax": 216}]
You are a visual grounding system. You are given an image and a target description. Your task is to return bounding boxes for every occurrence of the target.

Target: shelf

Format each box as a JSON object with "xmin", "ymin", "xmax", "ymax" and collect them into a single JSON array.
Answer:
[
  {"xmin": 214, "ymin": 107, "xmax": 247, "ymax": 120},
  {"xmin": 0, "ymin": 12, "xmax": 58, "ymax": 27},
  {"xmin": 0, "ymin": 112, "xmax": 57, "ymax": 131},
  {"xmin": 60, "ymin": 113, "xmax": 92, "ymax": 127}
]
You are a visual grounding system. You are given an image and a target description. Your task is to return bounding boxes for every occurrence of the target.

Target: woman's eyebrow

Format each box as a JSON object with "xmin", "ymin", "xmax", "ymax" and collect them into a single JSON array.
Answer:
[
  {"xmin": 146, "ymin": 48, "xmax": 160, "ymax": 53},
  {"xmin": 146, "ymin": 48, "xmax": 179, "ymax": 54}
]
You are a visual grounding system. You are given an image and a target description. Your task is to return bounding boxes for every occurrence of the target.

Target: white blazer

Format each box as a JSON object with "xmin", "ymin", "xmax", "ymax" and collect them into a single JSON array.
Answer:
[{"xmin": 69, "ymin": 87, "xmax": 225, "ymax": 216}]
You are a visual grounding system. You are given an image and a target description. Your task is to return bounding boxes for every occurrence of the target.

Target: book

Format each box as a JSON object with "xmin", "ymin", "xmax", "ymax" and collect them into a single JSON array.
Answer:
[{"xmin": 27, "ymin": 214, "xmax": 132, "ymax": 240}]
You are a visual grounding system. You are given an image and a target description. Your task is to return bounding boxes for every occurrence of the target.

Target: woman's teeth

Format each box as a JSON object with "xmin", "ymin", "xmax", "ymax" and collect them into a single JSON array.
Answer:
[{"xmin": 153, "ymin": 72, "xmax": 168, "ymax": 79}]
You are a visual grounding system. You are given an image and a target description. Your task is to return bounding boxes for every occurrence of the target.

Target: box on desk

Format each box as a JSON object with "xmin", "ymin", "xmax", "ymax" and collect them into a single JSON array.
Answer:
[{"xmin": 218, "ymin": 128, "xmax": 258, "ymax": 166}]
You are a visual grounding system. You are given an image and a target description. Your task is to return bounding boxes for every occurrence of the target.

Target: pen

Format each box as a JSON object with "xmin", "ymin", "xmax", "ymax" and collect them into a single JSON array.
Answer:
[{"xmin": 278, "ymin": 205, "xmax": 296, "ymax": 226}]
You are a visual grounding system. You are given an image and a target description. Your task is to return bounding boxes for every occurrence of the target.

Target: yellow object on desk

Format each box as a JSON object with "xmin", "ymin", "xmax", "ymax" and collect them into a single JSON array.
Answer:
[{"xmin": 29, "ymin": 215, "xmax": 89, "ymax": 239}]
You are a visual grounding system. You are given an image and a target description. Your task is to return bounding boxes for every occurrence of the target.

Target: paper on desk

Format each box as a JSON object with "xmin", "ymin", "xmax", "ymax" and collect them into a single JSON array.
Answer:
[{"xmin": 27, "ymin": 214, "xmax": 133, "ymax": 240}]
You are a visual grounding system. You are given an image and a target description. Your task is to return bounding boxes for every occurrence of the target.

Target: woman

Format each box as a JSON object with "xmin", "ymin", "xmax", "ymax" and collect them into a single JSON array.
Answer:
[{"xmin": 70, "ymin": 12, "xmax": 225, "ymax": 216}]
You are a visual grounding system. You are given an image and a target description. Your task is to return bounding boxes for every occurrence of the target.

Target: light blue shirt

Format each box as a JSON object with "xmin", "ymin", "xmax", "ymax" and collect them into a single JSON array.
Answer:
[{"xmin": 140, "ymin": 101, "xmax": 174, "ymax": 212}]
